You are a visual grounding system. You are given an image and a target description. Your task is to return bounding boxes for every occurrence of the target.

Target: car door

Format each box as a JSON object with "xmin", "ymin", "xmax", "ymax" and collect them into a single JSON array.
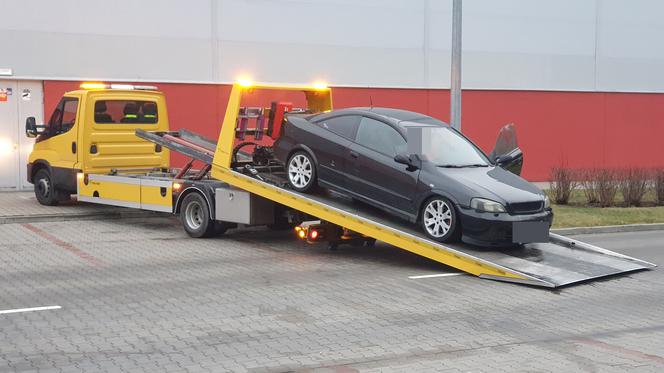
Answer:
[
  {"xmin": 348, "ymin": 116, "xmax": 418, "ymax": 217},
  {"xmin": 489, "ymin": 123, "xmax": 523, "ymax": 176},
  {"xmin": 311, "ymin": 115, "xmax": 360, "ymax": 189}
]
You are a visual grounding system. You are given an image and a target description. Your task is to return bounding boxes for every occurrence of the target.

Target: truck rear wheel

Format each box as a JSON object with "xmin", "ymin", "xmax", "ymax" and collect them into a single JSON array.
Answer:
[
  {"xmin": 180, "ymin": 193, "xmax": 217, "ymax": 238},
  {"xmin": 34, "ymin": 169, "xmax": 60, "ymax": 206}
]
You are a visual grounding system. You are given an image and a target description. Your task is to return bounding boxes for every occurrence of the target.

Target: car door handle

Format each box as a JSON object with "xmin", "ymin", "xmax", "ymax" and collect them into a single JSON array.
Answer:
[
  {"xmin": 71, "ymin": 141, "xmax": 77, "ymax": 154},
  {"xmin": 349, "ymin": 150, "xmax": 359, "ymax": 158}
]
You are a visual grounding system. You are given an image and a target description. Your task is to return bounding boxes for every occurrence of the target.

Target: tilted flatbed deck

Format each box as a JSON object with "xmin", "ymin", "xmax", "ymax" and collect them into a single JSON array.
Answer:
[{"xmin": 212, "ymin": 168, "xmax": 655, "ymax": 287}]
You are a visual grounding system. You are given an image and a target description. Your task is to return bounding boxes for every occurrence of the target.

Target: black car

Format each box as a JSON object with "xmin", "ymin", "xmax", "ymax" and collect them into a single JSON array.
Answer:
[{"xmin": 273, "ymin": 107, "xmax": 552, "ymax": 246}]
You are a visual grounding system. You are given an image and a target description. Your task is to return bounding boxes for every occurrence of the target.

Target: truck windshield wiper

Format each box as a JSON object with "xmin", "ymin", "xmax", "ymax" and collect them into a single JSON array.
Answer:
[{"xmin": 463, "ymin": 164, "xmax": 489, "ymax": 168}]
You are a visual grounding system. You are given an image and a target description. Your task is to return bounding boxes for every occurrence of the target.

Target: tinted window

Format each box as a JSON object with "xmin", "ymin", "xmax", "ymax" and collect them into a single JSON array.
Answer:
[
  {"xmin": 94, "ymin": 100, "xmax": 158, "ymax": 124},
  {"xmin": 39, "ymin": 97, "xmax": 79, "ymax": 142},
  {"xmin": 316, "ymin": 115, "xmax": 360, "ymax": 139},
  {"xmin": 356, "ymin": 117, "xmax": 406, "ymax": 157}
]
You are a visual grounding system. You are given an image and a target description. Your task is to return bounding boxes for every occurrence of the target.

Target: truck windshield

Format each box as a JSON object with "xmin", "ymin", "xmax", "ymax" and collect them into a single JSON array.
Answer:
[{"xmin": 406, "ymin": 126, "xmax": 490, "ymax": 167}]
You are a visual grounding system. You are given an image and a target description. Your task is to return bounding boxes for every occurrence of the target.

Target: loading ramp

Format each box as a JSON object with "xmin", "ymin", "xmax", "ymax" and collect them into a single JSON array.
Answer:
[{"xmin": 211, "ymin": 168, "xmax": 656, "ymax": 287}]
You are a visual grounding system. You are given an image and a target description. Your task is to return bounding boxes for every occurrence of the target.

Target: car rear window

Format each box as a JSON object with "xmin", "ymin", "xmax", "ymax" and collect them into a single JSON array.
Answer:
[
  {"xmin": 94, "ymin": 100, "xmax": 158, "ymax": 124},
  {"xmin": 316, "ymin": 115, "xmax": 361, "ymax": 139}
]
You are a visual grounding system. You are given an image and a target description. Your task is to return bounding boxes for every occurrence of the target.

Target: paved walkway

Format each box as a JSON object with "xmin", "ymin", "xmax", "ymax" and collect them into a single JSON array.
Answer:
[{"xmin": 0, "ymin": 192, "xmax": 156, "ymax": 224}]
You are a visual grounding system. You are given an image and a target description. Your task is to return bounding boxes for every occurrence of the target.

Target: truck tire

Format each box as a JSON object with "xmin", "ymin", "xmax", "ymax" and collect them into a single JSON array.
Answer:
[
  {"xmin": 180, "ymin": 193, "xmax": 216, "ymax": 238},
  {"xmin": 33, "ymin": 169, "xmax": 60, "ymax": 206}
]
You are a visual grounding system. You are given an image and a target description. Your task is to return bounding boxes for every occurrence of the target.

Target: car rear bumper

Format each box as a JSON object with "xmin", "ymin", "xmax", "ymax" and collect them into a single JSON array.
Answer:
[{"xmin": 458, "ymin": 207, "xmax": 553, "ymax": 247}]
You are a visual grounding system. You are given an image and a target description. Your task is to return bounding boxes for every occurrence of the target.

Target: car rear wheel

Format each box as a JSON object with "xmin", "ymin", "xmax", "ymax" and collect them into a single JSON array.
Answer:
[
  {"xmin": 421, "ymin": 196, "xmax": 460, "ymax": 243},
  {"xmin": 287, "ymin": 151, "xmax": 317, "ymax": 192}
]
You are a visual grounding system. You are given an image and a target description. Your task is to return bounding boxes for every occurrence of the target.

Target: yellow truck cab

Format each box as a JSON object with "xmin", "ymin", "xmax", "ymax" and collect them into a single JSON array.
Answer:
[{"xmin": 26, "ymin": 84, "xmax": 169, "ymax": 205}]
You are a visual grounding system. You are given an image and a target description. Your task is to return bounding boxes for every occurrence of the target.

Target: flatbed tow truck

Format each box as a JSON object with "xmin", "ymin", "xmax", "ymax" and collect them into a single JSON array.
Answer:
[{"xmin": 25, "ymin": 82, "xmax": 655, "ymax": 288}]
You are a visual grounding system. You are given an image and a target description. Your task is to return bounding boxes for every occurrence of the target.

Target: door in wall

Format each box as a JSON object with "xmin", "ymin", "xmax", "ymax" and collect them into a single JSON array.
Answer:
[{"xmin": 0, "ymin": 80, "xmax": 44, "ymax": 190}]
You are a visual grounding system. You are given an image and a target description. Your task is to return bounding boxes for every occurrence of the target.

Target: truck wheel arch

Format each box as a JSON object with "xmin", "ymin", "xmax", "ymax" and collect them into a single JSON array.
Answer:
[
  {"xmin": 29, "ymin": 160, "xmax": 52, "ymax": 184},
  {"xmin": 175, "ymin": 186, "xmax": 215, "ymax": 220}
]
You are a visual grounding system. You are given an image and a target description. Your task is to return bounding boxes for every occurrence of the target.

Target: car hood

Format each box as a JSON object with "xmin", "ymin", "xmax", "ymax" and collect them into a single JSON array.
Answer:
[{"xmin": 433, "ymin": 166, "xmax": 544, "ymax": 205}]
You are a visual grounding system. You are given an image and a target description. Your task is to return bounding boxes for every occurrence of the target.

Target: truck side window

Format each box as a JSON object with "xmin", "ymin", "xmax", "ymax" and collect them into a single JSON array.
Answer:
[
  {"xmin": 94, "ymin": 100, "xmax": 158, "ymax": 124},
  {"xmin": 38, "ymin": 98, "xmax": 79, "ymax": 142}
]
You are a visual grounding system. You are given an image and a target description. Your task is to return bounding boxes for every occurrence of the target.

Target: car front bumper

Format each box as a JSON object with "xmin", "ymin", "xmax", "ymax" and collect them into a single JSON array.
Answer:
[{"xmin": 458, "ymin": 207, "xmax": 553, "ymax": 247}]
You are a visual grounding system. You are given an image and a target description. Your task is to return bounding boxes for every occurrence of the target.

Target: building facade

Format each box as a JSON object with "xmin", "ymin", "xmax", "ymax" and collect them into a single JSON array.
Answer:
[{"xmin": 1, "ymin": 0, "xmax": 663, "ymax": 188}]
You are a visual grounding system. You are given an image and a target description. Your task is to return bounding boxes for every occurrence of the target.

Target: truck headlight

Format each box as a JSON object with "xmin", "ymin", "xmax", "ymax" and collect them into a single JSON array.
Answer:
[
  {"xmin": 470, "ymin": 198, "xmax": 506, "ymax": 213},
  {"xmin": 543, "ymin": 195, "xmax": 550, "ymax": 209}
]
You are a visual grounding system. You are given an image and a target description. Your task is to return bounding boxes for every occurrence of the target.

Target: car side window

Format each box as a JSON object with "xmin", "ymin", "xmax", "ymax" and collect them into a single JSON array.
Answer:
[
  {"xmin": 316, "ymin": 115, "xmax": 360, "ymax": 139},
  {"xmin": 356, "ymin": 117, "xmax": 406, "ymax": 157}
]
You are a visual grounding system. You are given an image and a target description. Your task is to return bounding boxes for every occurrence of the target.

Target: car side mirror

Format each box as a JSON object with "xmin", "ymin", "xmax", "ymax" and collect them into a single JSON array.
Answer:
[
  {"xmin": 394, "ymin": 153, "xmax": 410, "ymax": 165},
  {"xmin": 25, "ymin": 117, "xmax": 38, "ymax": 138},
  {"xmin": 394, "ymin": 153, "xmax": 420, "ymax": 170}
]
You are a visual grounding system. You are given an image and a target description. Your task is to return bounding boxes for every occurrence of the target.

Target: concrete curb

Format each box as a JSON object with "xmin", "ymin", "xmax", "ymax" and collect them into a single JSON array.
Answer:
[
  {"xmin": 0, "ymin": 210, "xmax": 165, "ymax": 224},
  {"xmin": 552, "ymin": 223, "xmax": 664, "ymax": 236}
]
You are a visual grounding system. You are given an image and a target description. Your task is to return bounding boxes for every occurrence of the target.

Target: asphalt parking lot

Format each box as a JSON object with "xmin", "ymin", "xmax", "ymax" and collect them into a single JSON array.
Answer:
[{"xmin": 1, "ymin": 215, "xmax": 663, "ymax": 373}]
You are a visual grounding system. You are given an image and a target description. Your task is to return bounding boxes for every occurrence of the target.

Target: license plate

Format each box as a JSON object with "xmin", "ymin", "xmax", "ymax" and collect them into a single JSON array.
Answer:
[{"xmin": 513, "ymin": 221, "xmax": 549, "ymax": 243}]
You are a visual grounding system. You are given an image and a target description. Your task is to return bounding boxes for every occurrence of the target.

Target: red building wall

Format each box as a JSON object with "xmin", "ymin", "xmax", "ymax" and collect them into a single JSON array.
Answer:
[{"xmin": 44, "ymin": 81, "xmax": 664, "ymax": 181}]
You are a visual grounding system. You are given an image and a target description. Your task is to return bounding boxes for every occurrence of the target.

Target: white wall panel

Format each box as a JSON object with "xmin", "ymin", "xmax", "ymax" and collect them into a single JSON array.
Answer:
[
  {"xmin": 0, "ymin": 0, "xmax": 214, "ymax": 81},
  {"xmin": 216, "ymin": 0, "xmax": 428, "ymax": 87},
  {"xmin": 458, "ymin": 0, "xmax": 597, "ymax": 90},
  {"xmin": 596, "ymin": 0, "xmax": 664, "ymax": 92},
  {"xmin": 0, "ymin": 0, "xmax": 663, "ymax": 92}
]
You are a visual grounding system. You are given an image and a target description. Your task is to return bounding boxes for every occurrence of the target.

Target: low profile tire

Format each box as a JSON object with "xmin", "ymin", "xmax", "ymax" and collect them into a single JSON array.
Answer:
[
  {"xmin": 421, "ymin": 196, "xmax": 460, "ymax": 243},
  {"xmin": 180, "ymin": 193, "xmax": 216, "ymax": 238},
  {"xmin": 287, "ymin": 151, "xmax": 317, "ymax": 192},
  {"xmin": 33, "ymin": 169, "xmax": 59, "ymax": 206}
]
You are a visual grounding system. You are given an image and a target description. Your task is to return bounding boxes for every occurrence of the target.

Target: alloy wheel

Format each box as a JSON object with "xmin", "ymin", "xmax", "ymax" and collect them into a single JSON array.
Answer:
[
  {"xmin": 423, "ymin": 199, "xmax": 453, "ymax": 238},
  {"xmin": 288, "ymin": 154, "xmax": 313, "ymax": 189}
]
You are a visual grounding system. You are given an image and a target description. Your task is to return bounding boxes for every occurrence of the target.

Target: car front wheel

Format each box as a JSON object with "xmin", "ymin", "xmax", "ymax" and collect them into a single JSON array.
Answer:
[
  {"xmin": 421, "ymin": 196, "xmax": 460, "ymax": 243},
  {"xmin": 287, "ymin": 151, "xmax": 317, "ymax": 192}
]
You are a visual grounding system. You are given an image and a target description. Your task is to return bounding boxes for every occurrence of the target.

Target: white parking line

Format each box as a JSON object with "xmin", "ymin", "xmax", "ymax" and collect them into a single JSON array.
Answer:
[
  {"xmin": 408, "ymin": 273, "xmax": 464, "ymax": 279},
  {"xmin": 0, "ymin": 305, "xmax": 61, "ymax": 315}
]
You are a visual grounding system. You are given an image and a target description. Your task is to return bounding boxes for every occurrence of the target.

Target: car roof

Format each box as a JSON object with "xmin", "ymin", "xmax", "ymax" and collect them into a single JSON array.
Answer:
[{"xmin": 314, "ymin": 107, "xmax": 448, "ymax": 128}]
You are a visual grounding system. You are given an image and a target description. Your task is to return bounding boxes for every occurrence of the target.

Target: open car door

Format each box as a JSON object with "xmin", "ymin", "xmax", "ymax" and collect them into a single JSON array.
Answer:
[{"xmin": 489, "ymin": 123, "xmax": 523, "ymax": 176}]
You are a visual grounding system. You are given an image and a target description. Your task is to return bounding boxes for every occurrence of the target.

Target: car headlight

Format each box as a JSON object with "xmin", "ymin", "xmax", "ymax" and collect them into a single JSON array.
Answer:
[
  {"xmin": 543, "ymin": 195, "xmax": 550, "ymax": 209},
  {"xmin": 470, "ymin": 198, "xmax": 506, "ymax": 213}
]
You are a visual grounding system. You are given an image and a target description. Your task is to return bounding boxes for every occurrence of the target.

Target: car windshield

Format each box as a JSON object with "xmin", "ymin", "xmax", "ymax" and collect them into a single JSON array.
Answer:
[{"xmin": 406, "ymin": 126, "xmax": 490, "ymax": 167}]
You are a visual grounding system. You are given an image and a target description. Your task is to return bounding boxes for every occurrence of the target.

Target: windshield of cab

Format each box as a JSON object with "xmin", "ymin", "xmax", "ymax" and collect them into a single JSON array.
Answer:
[{"xmin": 406, "ymin": 125, "xmax": 490, "ymax": 167}]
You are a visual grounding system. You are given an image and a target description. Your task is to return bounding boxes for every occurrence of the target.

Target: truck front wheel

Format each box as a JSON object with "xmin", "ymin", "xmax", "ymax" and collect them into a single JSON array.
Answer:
[
  {"xmin": 180, "ymin": 192, "xmax": 217, "ymax": 238},
  {"xmin": 34, "ymin": 169, "xmax": 60, "ymax": 206}
]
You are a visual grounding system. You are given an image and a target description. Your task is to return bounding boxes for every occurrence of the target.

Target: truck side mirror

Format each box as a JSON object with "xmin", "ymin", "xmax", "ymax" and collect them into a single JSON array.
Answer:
[{"xmin": 25, "ymin": 117, "xmax": 38, "ymax": 138}]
